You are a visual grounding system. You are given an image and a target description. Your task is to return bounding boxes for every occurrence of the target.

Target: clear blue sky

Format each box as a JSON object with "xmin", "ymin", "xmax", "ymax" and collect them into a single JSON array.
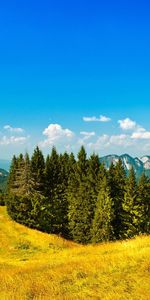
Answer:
[{"xmin": 0, "ymin": 0, "xmax": 150, "ymax": 159}]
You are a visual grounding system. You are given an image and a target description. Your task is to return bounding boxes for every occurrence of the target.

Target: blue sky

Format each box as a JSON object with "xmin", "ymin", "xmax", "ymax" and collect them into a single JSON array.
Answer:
[{"xmin": 0, "ymin": 0, "xmax": 150, "ymax": 159}]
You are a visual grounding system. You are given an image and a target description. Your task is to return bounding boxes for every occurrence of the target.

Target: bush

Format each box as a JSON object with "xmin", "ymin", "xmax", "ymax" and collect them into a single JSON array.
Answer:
[{"xmin": 0, "ymin": 193, "xmax": 5, "ymax": 206}]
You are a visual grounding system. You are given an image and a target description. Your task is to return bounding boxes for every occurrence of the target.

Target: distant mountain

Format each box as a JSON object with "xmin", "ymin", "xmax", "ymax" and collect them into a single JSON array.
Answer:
[
  {"xmin": 100, "ymin": 154, "xmax": 150, "ymax": 178},
  {"xmin": 0, "ymin": 168, "xmax": 9, "ymax": 192}
]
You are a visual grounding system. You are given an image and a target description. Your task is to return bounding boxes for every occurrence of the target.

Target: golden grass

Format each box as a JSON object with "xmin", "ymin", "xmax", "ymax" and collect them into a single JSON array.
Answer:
[{"xmin": 0, "ymin": 206, "xmax": 150, "ymax": 300}]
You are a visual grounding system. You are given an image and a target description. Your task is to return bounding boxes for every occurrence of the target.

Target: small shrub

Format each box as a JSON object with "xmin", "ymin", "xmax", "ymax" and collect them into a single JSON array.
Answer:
[{"xmin": 15, "ymin": 239, "xmax": 31, "ymax": 250}]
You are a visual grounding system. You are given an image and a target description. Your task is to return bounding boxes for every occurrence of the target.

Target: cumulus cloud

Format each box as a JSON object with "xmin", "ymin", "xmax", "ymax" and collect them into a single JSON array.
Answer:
[
  {"xmin": 78, "ymin": 131, "xmax": 95, "ymax": 145},
  {"xmin": 40, "ymin": 124, "xmax": 74, "ymax": 147},
  {"xmin": 118, "ymin": 118, "xmax": 137, "ymax": 130},
  {"xmin": 0, "ymin": 135, "xmax": 28, "ymax": 145},
  {"xmin": 83, "ymin": 115, "xmax": 111, "ymax": 122},
  {"xmin": 4, "ymin": 125, "xmax": 24, "ymax": 133},
  {"xmin": 87, "ymin": 134, "xmax": 132, "ymax": 150},
  {"xmin": 118, "ymin": 118, "xmax": 150, "ymax": 140},
  {"xmin": 109, "ymin": 134, "xmax": 132, "ymax": 146},
  {"xmin": 131, "ymin": 130, "xmax": 150, "ymax": 139}
]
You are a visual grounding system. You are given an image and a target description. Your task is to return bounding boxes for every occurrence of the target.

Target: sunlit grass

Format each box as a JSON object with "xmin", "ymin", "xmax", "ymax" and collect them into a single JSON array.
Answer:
[{"xmin": 0, "ymin": 206, "xmax": 150, "ymax": 299}]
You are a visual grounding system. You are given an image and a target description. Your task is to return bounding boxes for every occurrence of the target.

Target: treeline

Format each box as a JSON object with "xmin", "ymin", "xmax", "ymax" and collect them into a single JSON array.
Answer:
[{"xmin": 6, "ymin": 146, "xmax": 150, "ymax": 244}]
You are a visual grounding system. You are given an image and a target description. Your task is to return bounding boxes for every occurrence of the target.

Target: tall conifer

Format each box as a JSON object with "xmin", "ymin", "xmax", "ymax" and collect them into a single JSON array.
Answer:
[
  {"xmin": 137, "ymin": 173, "xmax": 150, "ymax": 234},
  {"xmin": 91, "ymin": 176, "xmax": 114, "ymax": 243},
  {"xmin": 122, "ymin": 166, "xmax": 138, "ymax": 238}
]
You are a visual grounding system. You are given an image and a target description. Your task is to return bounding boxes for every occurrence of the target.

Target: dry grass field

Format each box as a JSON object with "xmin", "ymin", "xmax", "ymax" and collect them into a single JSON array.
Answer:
[{"xmin": 0, "ymin": 205, "xmax": 150, "ymax": 300}]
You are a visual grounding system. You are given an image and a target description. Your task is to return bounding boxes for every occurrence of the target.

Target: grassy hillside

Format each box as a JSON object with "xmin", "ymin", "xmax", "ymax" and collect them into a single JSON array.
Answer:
[{"xmin": 0, "ymin": 206, "xmax": 150, "ymax": 300}]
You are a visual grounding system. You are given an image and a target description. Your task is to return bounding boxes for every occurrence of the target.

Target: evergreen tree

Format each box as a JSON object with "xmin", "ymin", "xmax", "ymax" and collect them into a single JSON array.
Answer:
[
  {"xmin": 91, "ymin": 176, "xmax": 114, "ymax": 243},
  {"xmin": 68, "ymin": 146, "xmax": 93, "ymax": 243},
  {"xmin": 45, "ymin": 148, "xmax": 69, "ymax": 235},
  {"xmin": 137, "ymin": 173, "xmax": 150, "ymax": 234},
  {"xmin": 122, "ymin": 167, "xmax": 138, "ymax": 238},
  {"xmin": 68, "ymin": 179, "xmax": 95, "ymax": 243},
  {"xmin": 57, "ymin": 152, "xmax": 70, "ymax": 236},
  {"xmin": 76, "ymin": 146, "xmax": 88, "ymax": 180},
  {"xmin": 7, "ymin": 155, "xmax": 18, "ymax": 194},
  {"xmin": 108, "ymin": 160, "xmax": 126, "ymax": 239},
  {"xmin": 45, "ymin": 147, "xmax": 60, "ymax": 197},
  {"xmin": 0, "ymin": 190, "xmax": 5, "ymax": 206},
  {"xmin": 86, "ymin": 153, "xmax": 101, "ymax": 237},
  {"xmin": 11, "ymin": 154, "xmax": 25, "ymax": 195},
  {"xmin": 68, "ymin": 152, "xmax": 76, "ymax": 175},
  {"xmin": 7, "ymin": 154, "xmax": 33, "ymax": 226},
  {"xmin": 30, "ymin": 146, "xmax": 45, "ymax": 194}
]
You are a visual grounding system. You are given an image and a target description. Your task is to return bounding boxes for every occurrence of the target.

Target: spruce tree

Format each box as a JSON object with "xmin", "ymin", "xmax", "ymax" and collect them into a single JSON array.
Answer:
[
  {"xmin": 68, "ymin": 152, "xmax": 76, "ymax": 175},
  {"xmin": 57, "ymin": 152, "xmax": 70, "ymax": 236},
  {"xmin": 7, "ymin": 155, "xmax": 18, "ymax": 194},
  {"xmin": 7, "ymin": 154, "xmax": 33, "ymax": 226},
  {"xmin": 45, "ymin": 147, "xmax": 69, "ymax": 235},
  {"xmin": 91, "ymin": 176, "xmax": 114, "ymax": 243},
  {"xmin": 76, "ymin": 146, "xmax": 88, "ymax": 180},
  {"xmin": 122, "ymin": 166, "xmax": 138, "ymax": 238},
  {"xmin": 30, "ymin": 146, "xmax": 45, "ymax": 194},
  {"xmin": 108, "ymin": 160, "xmax": 126, "ymax": 239},
  {"xmin": 137, "ymin": 173, "xmax": 150, "ymax": 234},
  {"xmin": 86, "ymin": 153, "xmax": 101, "ymax": 238},
  {"xmin": 68, "ymin": 146, "xmax": 90, "ymax": 243}
]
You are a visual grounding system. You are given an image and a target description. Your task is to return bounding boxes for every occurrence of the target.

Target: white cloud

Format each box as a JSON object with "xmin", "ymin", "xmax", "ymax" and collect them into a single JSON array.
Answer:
[
  {"xmin": 131, "ymin": 130, "xmax": 150, "ymax": 139},
  {"xmin": 87, "ymin": 134, "xmax": 132, "ymax": 150},
  {"xmin": 83, "ymin": 115, "xmax": 111, "ymax": 122},
  {"xmin": 78, "ymin": 131, "xmax": 95, "ymax": 145},
  {"xmin": 118, "ymin": 118, "xmax": 137, "ymax": 130},
  {"xmin": 118, "ymin": 118, "xmax": 150, "ymax": 140},
  {"xmin": 87, "ymin": 135, "xmax": 109, "ymax": 150},
  {"xmin": 80, "ymin": 131, "xmax": 95, "ymax": 139},
  {"xmin": 0, "ymin": 135, "xmax": 28, "ymax": 145},
  {"xmin": 40, "ymin": 124, "xmax": 74, "ymax": 147},
  {"xmin": 109, "ymin": 134, "xmax": 132, "ymax": 146},
  {"xmin": 4, "ymin": 125, "xmax": 24, "ymax": 133},
  {"xmin": 80, "ymin": 131, "xmax": 95, "ymax": 136}
]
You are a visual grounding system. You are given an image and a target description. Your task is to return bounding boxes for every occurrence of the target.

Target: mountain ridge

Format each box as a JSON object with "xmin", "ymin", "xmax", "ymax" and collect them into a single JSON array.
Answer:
[{"xmin": 100, "ymin": 153, "xmax": 150, "ymax": 178}]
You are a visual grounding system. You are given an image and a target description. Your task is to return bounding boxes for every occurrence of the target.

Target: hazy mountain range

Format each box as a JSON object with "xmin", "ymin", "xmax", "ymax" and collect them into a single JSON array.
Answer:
[{"xmin": 100, "ymin": 154, "xmax": 150, "ymax": 178}]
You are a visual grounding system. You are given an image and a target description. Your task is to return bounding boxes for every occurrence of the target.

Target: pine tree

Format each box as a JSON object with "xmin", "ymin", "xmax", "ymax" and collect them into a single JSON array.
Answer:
[
  {"xmin": 68, "ymin": 147, "xmax": 98, "ymax": 243},
  {"xmin": 68, "ymin": 152, "xmax": 76, "ymax": 175},
  {"xmin": 122, "ymin": 167, "xmax": 139, "ymax": 238},
  {"xmin": 68, "ymin": 179, "xmax": 95, "ymax": 243},
  {"xmin": 45, "ymin": 147, "xmax": 60, "ymax": 198},
  {"xmin": 57, "ymin": 152, "xmax": 70, "ymax": 236},
  {"xmin": 7, "ymin": 155, "xmax": 18, "ymax": 194},
  {"xmin": 7, "ymin": 154, "xmax": 34, "ymax": 226},
  {"xmin": 76, "ymin": 146, "xmax": 88, "ymax": 180},
  {"xmin": 45, "ymin": 148, "xmax": 69, "ymax": 235},
  {"xmin": 11, "ymin": 154, "xmax": 25, "ymax": 195},
  {"xmin": 108, "ymin": 160, "xmax": 126, "ymax": 239},
  {"xmin": 30, "ymin": 146, "xmax": 45, "ymax": 194},
  {"xmin": 91, "ymin": 176, "xmax": 114, "ymax": 243},
  {"xmin": 137, "ymin": 173, "xmax": 150, "ymax": 234},
  {"xmin": 68, "ymin": 146, "xmax": 89, "ymax": 242},
  {"xmin": 86, "ymin": 153, "xmax": 101, "ymax": 239}
]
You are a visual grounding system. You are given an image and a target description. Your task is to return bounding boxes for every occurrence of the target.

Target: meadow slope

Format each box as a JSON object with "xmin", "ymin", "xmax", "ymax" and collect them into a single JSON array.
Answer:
[{"xmin": 0, "ymin": 206, "xmax": 150, "ymax": 300}]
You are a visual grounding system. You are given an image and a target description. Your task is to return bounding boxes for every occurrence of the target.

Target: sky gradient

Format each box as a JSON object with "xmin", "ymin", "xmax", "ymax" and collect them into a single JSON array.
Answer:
[{"xmin": 0, "ymin": 0, "xmax": 150, "ymax": 159}]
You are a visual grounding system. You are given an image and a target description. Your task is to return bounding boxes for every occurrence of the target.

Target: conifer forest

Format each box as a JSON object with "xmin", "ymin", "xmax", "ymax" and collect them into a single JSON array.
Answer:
[{"xmin": 6, "ymin": 146, "xmax": 150, "ymax": 244}]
